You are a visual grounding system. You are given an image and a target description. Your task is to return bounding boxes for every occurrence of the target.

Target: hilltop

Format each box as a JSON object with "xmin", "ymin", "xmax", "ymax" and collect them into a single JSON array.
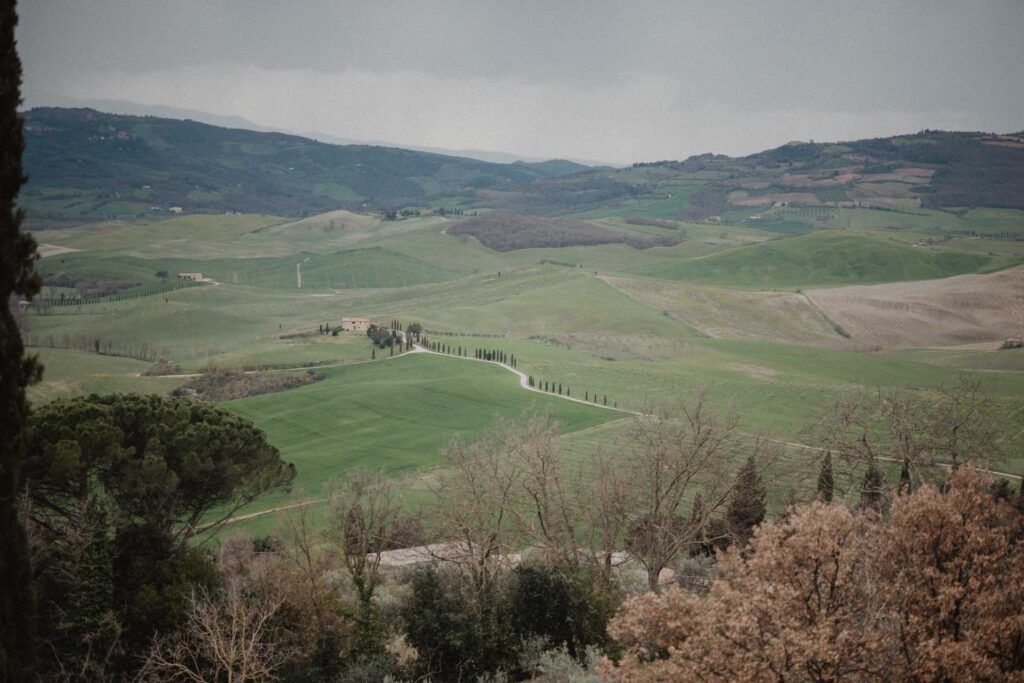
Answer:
[
  {"xmin": 22, "ymin": 107, "xmax": 1024, "ymax": 222},
  {"xmin": 21, "ymin": 107, "xmax": 590, "ymax": 219}
]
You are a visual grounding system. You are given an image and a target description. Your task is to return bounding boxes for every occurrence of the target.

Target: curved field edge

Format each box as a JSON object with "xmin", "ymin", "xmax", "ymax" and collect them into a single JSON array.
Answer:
[{"xmin": 221, "ymin": 352, "xmax": 620, "ymax": 516}]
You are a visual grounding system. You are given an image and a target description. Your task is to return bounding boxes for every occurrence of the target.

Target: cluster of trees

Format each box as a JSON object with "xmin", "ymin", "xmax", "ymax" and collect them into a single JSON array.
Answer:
[
  {"xmin": 31, "ymin": 276, "xmax": 203, "ymax": 309},
  {"xmin": 4, "ymin": 380, "xmax": 1020, "ymax": 680},
  {"xmin": 366, "ymin": 325, "xmax": 401, "ymax": 349},
  {"xmin": 423, "ymin": 328, "xmax": 502, "ymax": 339},
  {"xmin": 606, "ymin": 468, "xmax": 1024, "ymax": 681},
  {"xmin": 15, "ymin": 394, "xmax": 296, "ymax": 679},
  {"xmin": 474, "ymin": 347, "xmax": 516, "ymax": 366},
  {"xmin": 538, "ymin": 258, "xmax": 584, "ymax": 268},
  {"xmin": 172, "ymin": 365, "xmax": 325, "ymax": 401},
  {"xmin": 25, "ymin": 333, "xmax": 165, "ymax": 362},
  {"xmin": 40, "ymin": 273, "xmax": 138, "ymax": 300},
  {"xmin": 433, "ymin": 206, "xmax": 466, "ymax": 216},
  {"xmin": 426, "ymin": 341, "xmax": 466, "ymax": 356},
  {"xmin": 527, "ymin": 377, "xmax": 614, "ymax": 407},
  {"xmin": 448, "ymin": 213, "xmax": 681, "ymax": 252},
  {"xmin": 623, "ymin": 217, "xmax": 680, "ymax": 230}
]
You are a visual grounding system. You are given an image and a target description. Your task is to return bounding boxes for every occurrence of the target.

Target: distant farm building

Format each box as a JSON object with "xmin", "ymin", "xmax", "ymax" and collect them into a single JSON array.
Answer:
[
  {"xmin": 1001, "ymin": 338, "xmax": 1024, "ymax": 350},
  {"xmin": 169, "ymin": 206, "xmax": 183, "ymax": 214},
  {"xmin": 341, "ymin": 317, "xmax": 372, "ymax": 332},
  {"xmin": 176, "ymin": 272, "xmax": 204, "ymax": 281}
]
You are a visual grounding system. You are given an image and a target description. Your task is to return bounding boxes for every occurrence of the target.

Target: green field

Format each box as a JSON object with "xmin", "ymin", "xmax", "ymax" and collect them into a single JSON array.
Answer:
[
  {"xmin": 223, "ymin": 352, "xmax": 620, "ymax": 515},
  {"xmin": 24, "ymin": 206, "xmax": 1024, "ymax": 535},
  {"xmin": 635, "ymin": 230, "xmax": 1006, "ymax": 290}
]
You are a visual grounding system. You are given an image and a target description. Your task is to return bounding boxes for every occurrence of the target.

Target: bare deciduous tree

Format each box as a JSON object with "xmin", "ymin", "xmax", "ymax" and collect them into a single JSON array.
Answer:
[
  {"xmin": 431, "ymin": 420, "xmax": 522, "ymax": 598},
  {"xmin": 145, "ymin": 585, "xmax": 290, "ymax": 682},
  {"xmin": 810, "ymin": 375, "xmax": 1008, "ymax": 497},
  {"xmin": 616, "ymin": 390, "xmax": 759, "ymax": 592}
]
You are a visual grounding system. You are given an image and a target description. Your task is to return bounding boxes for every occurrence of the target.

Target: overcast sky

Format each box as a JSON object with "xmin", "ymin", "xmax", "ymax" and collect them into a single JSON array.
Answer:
[{"xmin": 17, "ymin": 0, "xmax": 1024, "ymax": 165}]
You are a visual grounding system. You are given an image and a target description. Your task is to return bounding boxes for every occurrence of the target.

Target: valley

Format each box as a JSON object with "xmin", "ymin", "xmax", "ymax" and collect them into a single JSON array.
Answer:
[{"xmin": 21, "ymin": 153, "xmax": 1024, "ymax": 535}]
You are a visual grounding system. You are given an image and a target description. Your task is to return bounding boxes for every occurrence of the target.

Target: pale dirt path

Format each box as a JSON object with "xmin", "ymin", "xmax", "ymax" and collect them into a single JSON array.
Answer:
[
  {"xmin": 408, "ymin": 345, "xmax": 626, "ymax": 413},
  {"xmin": 37, "ymin": 243, "xmax": 82, "ymax": 258}
]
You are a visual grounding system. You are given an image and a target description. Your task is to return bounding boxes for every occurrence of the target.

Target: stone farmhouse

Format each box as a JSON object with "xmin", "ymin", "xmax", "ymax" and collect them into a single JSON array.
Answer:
[{"xmin": 341, "ymin": 317, "xmax": 372, "ymax": 332}]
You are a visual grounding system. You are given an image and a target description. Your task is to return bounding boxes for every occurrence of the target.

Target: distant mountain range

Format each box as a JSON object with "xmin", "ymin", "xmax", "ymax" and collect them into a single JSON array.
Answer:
[{"xmin": 21, "ymin": 106, "xmax": 1024, "ymax": 221}]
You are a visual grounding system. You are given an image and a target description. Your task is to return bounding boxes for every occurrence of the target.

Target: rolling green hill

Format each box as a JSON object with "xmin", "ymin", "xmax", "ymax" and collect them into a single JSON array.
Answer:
[
  {"xmin": 22, "ymin": 107, "xmax": 590, "ymax": 219},
  {"xmin": 23, "ymin": 108, "xmax": 1024, "ymax": 222},
  {"xmin": 224, "ymin": 353, "xmax": 619, "ymax": 512},
  {"xmin": 38, "ymin": 246, "xmax": 465, "ymax": 290},
  {"xmin": 634, "ymin": 230, "xmax": 1000, "ymax": 289}
]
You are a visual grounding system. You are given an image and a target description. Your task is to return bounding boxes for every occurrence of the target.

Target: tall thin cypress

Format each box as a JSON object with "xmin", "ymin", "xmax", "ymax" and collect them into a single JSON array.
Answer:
[
  {"xmin": 726, "ymin": 456, "xmax": 766, "ymax": 545},
  {"xmin": 859, "ymin": 460, "xmax": 886, "ymax": 513},
  {"xmin": 816, "ymin": 451, "xmax": 834, "ymax": 503},
  {"xmin": 0, "ymin": 2, "xmax": 40, "ymax": 675}
]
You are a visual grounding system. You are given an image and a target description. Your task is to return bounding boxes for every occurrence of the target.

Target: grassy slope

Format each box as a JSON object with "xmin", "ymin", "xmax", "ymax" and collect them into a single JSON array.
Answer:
[
  {"xmin": 224, "ymin": 352, "xmax": 619, "ymax": 514},
  {"xmin": 27, "ymin": 348, "xmax": 185, "ymax": 403},
  {"xmin": 26, "ymin": 210, "xmax": 1024, "ymax": 537},
  {"xmin": 634, "ymin": 230, "xmax": 1002, "ymax": 290}
]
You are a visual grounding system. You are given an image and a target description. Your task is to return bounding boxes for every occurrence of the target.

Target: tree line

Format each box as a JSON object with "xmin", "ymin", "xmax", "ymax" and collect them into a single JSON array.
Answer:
[{"xmin": 29, "ymin": 278, "xmax": 205, "ymax": 309}]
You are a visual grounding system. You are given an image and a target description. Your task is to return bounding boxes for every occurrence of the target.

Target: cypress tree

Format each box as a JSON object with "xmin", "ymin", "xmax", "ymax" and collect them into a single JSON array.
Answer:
[
  {"xmin": 898, "ymin": 460, "xmax": 912, "ymax": 496},
  {"xmin": 726, "ymin": 456, "xmax": 766, "ymax": 545},
  {"xmin": 585, "ymin": 391, "xmax": 588, "ymax": 401},
  {"xmin": 372, "ymin": 346, "xmax": 376, "ymax": 359},
  {"xmin": 859, "ymin": 460, "xmax": 886, "ymax": 512},
  {"xmin": 816, "ymin": 451, "xmax": 834, "ymax": 503},
  {"xmin": 0, "ymin": 2, "xmax": 40, "ymax": 674}
]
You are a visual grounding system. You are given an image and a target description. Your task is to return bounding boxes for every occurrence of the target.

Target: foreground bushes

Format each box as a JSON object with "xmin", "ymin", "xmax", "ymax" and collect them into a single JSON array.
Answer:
[{"xmin": 604, "ymin": 468, "xmax": 1024, "ymax": 682}]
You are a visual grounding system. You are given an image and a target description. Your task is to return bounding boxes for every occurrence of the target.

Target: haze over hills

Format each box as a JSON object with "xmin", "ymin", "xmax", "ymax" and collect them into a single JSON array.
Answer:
[
  {"xmin": 21, "ymin": 107, "xmax": 1024, "ymax": 222},
  {"xmin": 23, "ymin": 92, "xmax": 613, "ymax": 166}
]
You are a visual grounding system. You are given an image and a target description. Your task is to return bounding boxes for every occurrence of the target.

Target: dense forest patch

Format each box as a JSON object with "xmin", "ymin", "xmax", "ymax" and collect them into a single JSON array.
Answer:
[{"xmin": 448, "ymin": 213, "xmax": 681, "ymax": 251}]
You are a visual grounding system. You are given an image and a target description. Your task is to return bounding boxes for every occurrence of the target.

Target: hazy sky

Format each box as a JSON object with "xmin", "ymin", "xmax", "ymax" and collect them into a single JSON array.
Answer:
[{"xmin": 18, "ymin": 0, "xmax": 1024, "ymax": 165}]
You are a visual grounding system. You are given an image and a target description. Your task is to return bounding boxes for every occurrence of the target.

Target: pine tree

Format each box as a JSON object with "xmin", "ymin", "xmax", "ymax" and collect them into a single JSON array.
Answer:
[
  {"xmin": 726, "ymin": 456, "xmax": 767, "ymax": 545},
  {"xmin": 816, "ymin": 451, "xmax": 834, "ymax": 503},
  {"xmin": 0, "ymin": 2, "xmax": 40, "ymax": 674}
]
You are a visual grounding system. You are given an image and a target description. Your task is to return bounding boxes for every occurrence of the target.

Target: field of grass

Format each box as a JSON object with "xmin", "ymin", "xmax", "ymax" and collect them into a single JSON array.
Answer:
[
  {"xmin": 26, "ymin": 348, "xmax": 185, "ymax": 403},
  {"xmin": 24, "ymin": 209, "xmax": 1024, "ymax": 537},
  {"xmin": 634, "ymin": 230, "xmax": 1007, "ymax": 290},
  {"xmin": 223, "ymin": 352, "xmax": 620, "ymax": 515}
]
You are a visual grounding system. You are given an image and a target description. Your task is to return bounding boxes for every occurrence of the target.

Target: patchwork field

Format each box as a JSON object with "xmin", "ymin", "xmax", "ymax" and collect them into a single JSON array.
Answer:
[{"xmin": 23, "ymin": 206, "xmax": 1024, "ymax": 532}]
